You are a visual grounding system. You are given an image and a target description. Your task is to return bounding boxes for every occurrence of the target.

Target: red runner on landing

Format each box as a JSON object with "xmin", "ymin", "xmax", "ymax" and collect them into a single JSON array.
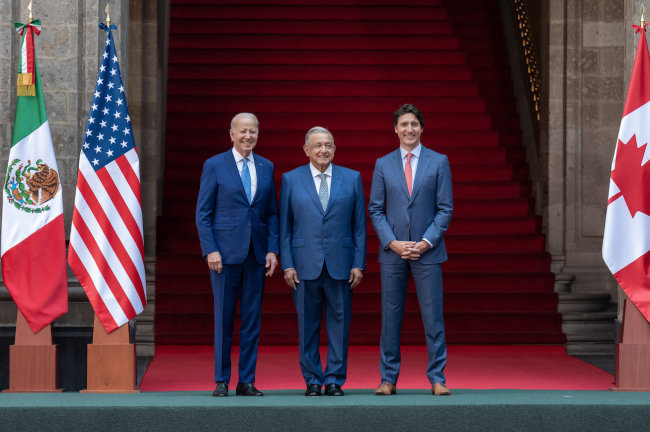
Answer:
[{"xmin": 139, "ymin": 346, "xmax": 614, "ymax": 392}]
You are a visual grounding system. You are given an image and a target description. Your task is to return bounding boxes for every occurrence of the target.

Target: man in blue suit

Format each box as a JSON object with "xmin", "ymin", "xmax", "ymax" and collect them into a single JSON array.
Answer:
[
  {"xmin": 280, "ymin": 127, "xmax": 366, "ymax": 397},
  {"xmin": 368, "ymin": 104, "xmax": 453, "ymax": 396},
  {"xmin": 196, "ymin": 112, "xmax": 279, "ymax": 397}
]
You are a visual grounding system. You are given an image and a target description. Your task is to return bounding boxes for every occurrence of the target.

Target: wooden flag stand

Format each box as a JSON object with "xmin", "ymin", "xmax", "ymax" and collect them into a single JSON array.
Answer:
[
  {"xmin": 610, "ymin": 299, "xmax": 650, "ymax": 392},
  {"xmin": 80, "ymin": 314, "xmax": 140, "ymax": 393},
  {"xmin": 2, "ymin": 310, "xmax": 63, "ymax": 393}
]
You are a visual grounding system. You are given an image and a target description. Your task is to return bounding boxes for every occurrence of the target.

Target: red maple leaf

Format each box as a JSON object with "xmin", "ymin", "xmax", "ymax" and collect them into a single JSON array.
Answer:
[{"xmin": 611, "ymin": 135, "xmax": 650, "ymax": 217}]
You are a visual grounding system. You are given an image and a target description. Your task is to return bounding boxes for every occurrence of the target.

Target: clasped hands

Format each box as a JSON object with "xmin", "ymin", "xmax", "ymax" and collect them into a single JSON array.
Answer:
[
  {"xmin": 388, "ymin": 240, "xmax": 430, "ymax": 260},
  {"xmin": 207, "ymin": 251, "xmax": 278, "ymax": 277},
  {"xmin": 283, "ymin": 268, "xmax": 363, "ymax": 290}
]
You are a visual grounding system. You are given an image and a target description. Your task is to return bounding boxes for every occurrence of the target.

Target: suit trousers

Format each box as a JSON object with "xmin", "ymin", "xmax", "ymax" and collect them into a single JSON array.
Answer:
[
  {"xmin": 210, "ymin": 240, "xmax": 265, "ymax": 383},
  {"xmin": 379, "ymin": 260, "xmax": 447, "ymax": 385},
  {"xmin": 292, "ymin": 264, "xmax": 353, "ymax": 387}
]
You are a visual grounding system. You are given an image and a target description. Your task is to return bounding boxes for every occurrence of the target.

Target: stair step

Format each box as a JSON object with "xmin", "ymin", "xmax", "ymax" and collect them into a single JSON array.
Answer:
[
  {"xmin": 558, "ymin": 293, "xmax": 612, "ymax": 313},
  {"xmin": 156, "ymin": 251, "xmax": 551, "ymax": 274},
  {"xmin": 155, "ymin": 330, "xmax": 567, "ymax": 346},
  {"xmin": 166, "ymin": 96, "xmax": 516, "ymax": 114},
  {"xmin": 156, "ymin": 291, "xmax": 561, "ymax": 313},
  {"xmin": 170, "ymin": 20, "xmax": 505, "ymax": 37},
  {"xmin": 169, "ymin": 34, "xmax": 508, "ymax": 52},
  {"xmin": 155, "ymin": 272, "xmax": 555, "ymax": 294},
  {"xmin": 566, "ymin": 343, "xmax": 615, "ymax": 356},
  {"xmin": 154, "ymin": 311, "xmax": 564, "ymax": 333},
  {"xmin": 168, "ymin": 64, "xmax": 511, "ymax": 82},
  {"xmin": 169, "ymin": 50, "xmax": 509, "ymax": 68},
  {"xmin": 168, "ymin": 80, "xmax": 514, "ymax": 99}
]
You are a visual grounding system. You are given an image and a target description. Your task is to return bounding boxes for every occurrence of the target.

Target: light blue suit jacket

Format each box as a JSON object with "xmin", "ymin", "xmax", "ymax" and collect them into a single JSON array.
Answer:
[
  {"xmin": 368, "ymin": 145, "xmax": 453, "ymax": 265},
  {"xmin": 280, "ymin": 163, "xmax": 367, "ymax": 281}
]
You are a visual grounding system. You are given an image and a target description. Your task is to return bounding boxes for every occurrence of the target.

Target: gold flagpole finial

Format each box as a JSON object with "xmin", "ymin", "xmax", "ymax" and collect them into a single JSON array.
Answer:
[
  {"xmin": 28, "ymin": 0, "xmax": 33, "ymax": 23},
  {"xmin": 642, "ymin": 4, "xmax": 646, "ymax": 27},
  {"xmin": 105, "ymin": 4, "xmax": 112, "ymax": 27}
]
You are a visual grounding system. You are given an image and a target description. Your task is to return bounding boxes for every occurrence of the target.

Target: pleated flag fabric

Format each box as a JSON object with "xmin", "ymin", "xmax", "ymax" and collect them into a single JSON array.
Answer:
[
  {"xmin": 68, "ymin": 24, "xmax": 146, "ymax": 333},
  {"xmin": 603, "ymin": 24, "xmax": 650, "ymax": 321},
  {"xmin": 1, "ymin": 19, "xmax": 68, "ymax": 333}
]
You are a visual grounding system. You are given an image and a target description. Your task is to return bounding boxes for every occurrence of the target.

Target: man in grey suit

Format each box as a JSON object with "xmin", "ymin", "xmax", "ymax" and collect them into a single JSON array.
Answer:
[{"xmin": 368, "ymin": 104, "xmax": 453, "ymax": 396}]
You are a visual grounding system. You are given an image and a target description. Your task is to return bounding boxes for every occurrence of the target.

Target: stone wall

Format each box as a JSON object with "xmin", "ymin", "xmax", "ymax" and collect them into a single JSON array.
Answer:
[
  {"xmin": 0, "ymin": 0, "xmax": 163, "ymax": 355},
  {"xmin": 542, "ymin": 0, "xmax": 625, "ymax": 297}
]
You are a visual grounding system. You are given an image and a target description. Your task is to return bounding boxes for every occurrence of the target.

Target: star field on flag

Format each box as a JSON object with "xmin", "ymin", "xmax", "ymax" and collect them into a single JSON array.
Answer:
[{"xmin": 83, "ymin": 34, "xmax": 133, "ymax": 171}]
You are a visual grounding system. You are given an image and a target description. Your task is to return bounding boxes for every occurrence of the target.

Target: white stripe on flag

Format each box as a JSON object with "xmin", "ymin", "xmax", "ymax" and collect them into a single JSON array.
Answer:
[
  {"xmin": 21, "ymin": 34, "xmax": 27, "ymax": 74},
  {"xmin": 74, "ymin": 188, "xmax": 144, "ymax": 314},
  {"xmin": 1, "ymin": 121, "xmax": 64, "ymax": 255},
  {"xmin": 124, "ymin": 148, "xmax": 141, "ymax": 181},
  {"xmin": 79, "ymin": 154, "xmax": 146, "ymax": 289},
  {"xmin": 69, "ymin": 225, "xmax": 130, "ymax": 327},
  {"xmin": 105, "ymin": 161, "xmax": 144, "ymax": 236},
  {"xmin": 617, "ymin": 101, "xmax": 650, "ymax": 166}
]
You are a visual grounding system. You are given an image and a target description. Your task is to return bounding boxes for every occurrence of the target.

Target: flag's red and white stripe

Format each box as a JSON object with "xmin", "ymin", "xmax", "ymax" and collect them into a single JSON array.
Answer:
[{"xmin": 68, "ymin": 149, "xmax": 146, "ymax": 332}]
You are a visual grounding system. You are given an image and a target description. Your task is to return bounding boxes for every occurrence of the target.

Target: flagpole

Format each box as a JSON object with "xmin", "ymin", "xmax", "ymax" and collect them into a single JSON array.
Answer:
[
  {"xmin": 606, "ymin": 4, "xmax": 650, "ymax": 392},
  {"xmin": 78, "ymin": 3, "xmax": 141, "ymax": 394},
  {"xmin": 3, "ymin": 0, "xmax": 66, "ymax": 394}
]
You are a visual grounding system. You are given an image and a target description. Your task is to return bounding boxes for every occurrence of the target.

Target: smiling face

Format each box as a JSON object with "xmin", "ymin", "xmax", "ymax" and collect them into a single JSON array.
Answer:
[
  {"xmin": 394, "ymin": 113, "xmax": 423, "ymax": 150},
  {"xmin": 230, "ymin": 116, "xmax": 258, "ymax": 157},
  {"xmin": 304, "ymin": 132, "xmax": 335, "ymax": 172}
]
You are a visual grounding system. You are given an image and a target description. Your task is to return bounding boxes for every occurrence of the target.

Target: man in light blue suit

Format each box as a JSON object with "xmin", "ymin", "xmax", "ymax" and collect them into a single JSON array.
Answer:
[
  {"xmin": 280, "ymin": 127, "xmax": 366, "ymax": 397},
  {"xmin": 196, "ymin": 113, "xmax": 279, "ymax": 397},
  {"xmin": 368, "ymin": 104, "xmax": 453, "ymax": 396}
]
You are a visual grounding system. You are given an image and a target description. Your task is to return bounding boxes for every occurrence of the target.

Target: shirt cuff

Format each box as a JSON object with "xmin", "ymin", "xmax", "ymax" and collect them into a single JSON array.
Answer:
[
  {"xmin": 284, "ymin": 268, "xmax": 295, "ymax": 271},
  {"xmin": 422, "ymin": 238, "xmax": 433, "ymax": 247}
]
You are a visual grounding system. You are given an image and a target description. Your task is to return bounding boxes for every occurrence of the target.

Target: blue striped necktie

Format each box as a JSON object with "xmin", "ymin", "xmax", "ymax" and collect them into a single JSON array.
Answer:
[{"xmin": 241, "ymin": 157, "xmax": 251, "ymax": 204}]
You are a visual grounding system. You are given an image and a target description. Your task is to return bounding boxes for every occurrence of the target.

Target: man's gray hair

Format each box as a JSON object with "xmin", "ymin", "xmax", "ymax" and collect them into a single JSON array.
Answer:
[
  {"xmin": 231, "ymin": 112, "xmax": 259, "ymax": 130},
  {"xmin": 305, "ymin": 126, "xmax": 334, "ymax": 147}
]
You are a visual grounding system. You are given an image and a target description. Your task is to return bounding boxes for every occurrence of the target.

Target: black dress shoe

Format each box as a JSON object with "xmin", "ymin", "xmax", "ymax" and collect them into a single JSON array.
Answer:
[
  {"xmin": 324, "ymin": 383, "xmax": 344, "ymax": 396},
  {"xmin": 305, "ymin": 384, "xmax": 322, "ymax": 396},
  {"xmin": 213, "ymin": 381, "xmax": 228, "ymax": 397},
  {"xmin": 236, "ymin": 382, "xmax": 264, "ymax": 396}
]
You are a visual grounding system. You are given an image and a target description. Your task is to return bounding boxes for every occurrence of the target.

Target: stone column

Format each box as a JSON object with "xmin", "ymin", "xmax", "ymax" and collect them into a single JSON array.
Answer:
[
  {"xmin": 0, "ymin": 0, "xmax": 163, "ymax": 357},
  {"xmin": 542, "ymin": 0, "xmax": 623, "ymax": 296}
]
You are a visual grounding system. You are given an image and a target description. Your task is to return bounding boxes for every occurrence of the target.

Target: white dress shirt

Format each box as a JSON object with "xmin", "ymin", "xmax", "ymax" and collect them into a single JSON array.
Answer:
[
  {"xmin": 232, "ymin": 147, "xmax": 257, "ymax": 202},
  {"xmin": 310, "ymin": 162, "xmax": 333, "ymax": 194},
  {"xmin": 399, "ymin": 143, "xmax": 432, "ymax": 248},
  {"xmin": 400, "ymin": 143, "xmax": 421, "ymax": 179},
  {"xmin": 285, "ymin": 162, "xmax": 362, "ymax": 273}
]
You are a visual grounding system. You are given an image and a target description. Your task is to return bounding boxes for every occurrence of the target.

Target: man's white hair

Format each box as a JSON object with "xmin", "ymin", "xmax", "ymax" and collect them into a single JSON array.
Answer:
[
  {"xmin": 305, "ymin": 126, "xmax": 334, "ymax": 147},
  {"xmin": 231, "ymin": 112, "xmax": 259, "ymax": 130}
]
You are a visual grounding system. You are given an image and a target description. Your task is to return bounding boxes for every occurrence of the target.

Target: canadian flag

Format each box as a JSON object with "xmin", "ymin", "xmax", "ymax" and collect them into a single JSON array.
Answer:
[{"xmin": 603, "ymin": 24, "xmax": 650, "ymax": 321}]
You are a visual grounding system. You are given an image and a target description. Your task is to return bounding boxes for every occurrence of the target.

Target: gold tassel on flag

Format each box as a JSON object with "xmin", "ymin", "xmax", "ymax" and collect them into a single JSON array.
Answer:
[{"xmin": 17, "ymin": 73, "xmax": 34, "ymax": 96}]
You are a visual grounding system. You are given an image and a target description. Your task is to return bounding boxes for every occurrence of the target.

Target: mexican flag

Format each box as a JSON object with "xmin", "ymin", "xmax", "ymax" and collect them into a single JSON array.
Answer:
[{"xmin": 1, "ymin": 19, "xmax": 67, "ymax": 333}]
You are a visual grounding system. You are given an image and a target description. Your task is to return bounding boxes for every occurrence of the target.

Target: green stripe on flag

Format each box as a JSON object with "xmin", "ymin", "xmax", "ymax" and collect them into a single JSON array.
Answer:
[{"xmin": 12, "ymin": 57, "xmax": 47, "ymax": 147}]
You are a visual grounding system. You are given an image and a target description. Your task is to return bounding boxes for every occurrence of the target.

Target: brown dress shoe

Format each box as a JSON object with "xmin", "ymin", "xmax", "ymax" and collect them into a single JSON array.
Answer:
[
  {"xmin": 374, "ymin": 380, "xmax": 397, "ymax": 395},
  {"xmin": 432, "ymin": 382, "xmax": 451, "ymax": 396}
]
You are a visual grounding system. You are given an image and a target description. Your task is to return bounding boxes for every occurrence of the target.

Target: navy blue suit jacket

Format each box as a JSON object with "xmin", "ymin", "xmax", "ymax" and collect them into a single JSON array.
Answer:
[
  {"xmin": 280, "ymin": 163, "xmax": 367, "ymax": 281},
  {"xmin": 368, "ymin": 145, "xmax": 453, "ymax": 265},
  {"xmin": 196, "ymin": 149, "xmax": 279, "ymax": 265}
]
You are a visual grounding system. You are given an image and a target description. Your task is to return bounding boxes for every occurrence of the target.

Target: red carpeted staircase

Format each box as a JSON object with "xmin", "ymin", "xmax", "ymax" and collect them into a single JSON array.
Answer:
[{"xmin": 155, "ymin": 0, "xmax": 567, "ymax": 346}]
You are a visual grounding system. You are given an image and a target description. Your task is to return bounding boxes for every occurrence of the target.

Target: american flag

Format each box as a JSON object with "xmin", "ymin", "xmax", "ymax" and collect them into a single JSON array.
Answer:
[{"xmin": 68, "ymin": 26, "xmax": 146, "ymax": 333}]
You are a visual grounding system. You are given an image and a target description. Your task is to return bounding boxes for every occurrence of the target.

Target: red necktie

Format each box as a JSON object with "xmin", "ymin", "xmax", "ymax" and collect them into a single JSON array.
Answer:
[{"xmin": 405, "ymin": 153, "xmax": 413, "ymax": 197}]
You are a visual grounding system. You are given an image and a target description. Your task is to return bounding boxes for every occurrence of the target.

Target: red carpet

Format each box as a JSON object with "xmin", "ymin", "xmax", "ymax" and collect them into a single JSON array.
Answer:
[
  {"xmin": 139, "ymin": 346, "xmax": 614, "ymax": 391},
  {"xmin": 155, "ymin": 0, "xmax": 566, "ymax": 345}
]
